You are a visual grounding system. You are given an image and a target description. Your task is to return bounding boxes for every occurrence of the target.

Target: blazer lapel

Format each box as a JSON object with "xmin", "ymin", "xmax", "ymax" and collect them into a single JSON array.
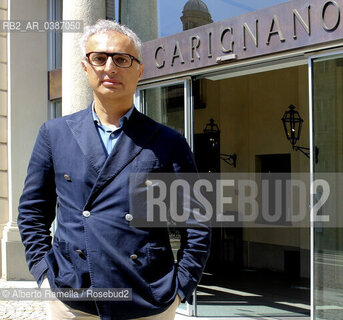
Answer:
[
  {"xmin": 85, "ymin": 108, "xmax": 161, "ymax": 206},
  {"xmin": 66, "ymin": 106, "xmax": 107, "ymax": 176}
]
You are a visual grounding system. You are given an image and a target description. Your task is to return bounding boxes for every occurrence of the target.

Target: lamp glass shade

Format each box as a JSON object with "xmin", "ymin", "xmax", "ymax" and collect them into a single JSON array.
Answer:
[{"xmin": 281, "ymin": 105, "xmax": 304, "ymax": 148}]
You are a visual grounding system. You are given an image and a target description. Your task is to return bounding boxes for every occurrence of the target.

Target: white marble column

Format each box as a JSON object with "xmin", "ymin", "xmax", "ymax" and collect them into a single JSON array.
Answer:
[
  {"xmin": 0, "ymin": 0, "xmax": 8, "ymax": 279},
  {"xmin": 2, "ymin": 0, "xmax": 106, "ymax": 280},
  {"xmin": 120, "ymin": 0, "xmax": 158, "ymax": 42},
  {"xmin": 2, "ymin": 0, "xmax": 48, "ymax": 280},
  {"xmin": 62, "ymin": 0, "xmax": 106, "ymax": 115}
]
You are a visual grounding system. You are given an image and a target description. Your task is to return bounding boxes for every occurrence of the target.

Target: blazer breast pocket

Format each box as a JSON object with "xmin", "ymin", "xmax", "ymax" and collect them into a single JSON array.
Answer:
[
  {"xmin": 131, "ymin": 158, "xmax": 163, "ymax": 186},
  {"xmin": 129, "ymin": 158, "xmax": 166, "ymax": 226},
  {"xmin": 135, "ymin": 159, "xmax": 161, "ymax": 172}
]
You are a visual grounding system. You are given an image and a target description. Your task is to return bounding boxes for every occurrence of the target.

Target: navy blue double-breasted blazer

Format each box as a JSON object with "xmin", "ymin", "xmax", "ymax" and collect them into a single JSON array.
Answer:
[{"xmin": 18, "ymin": 106, "xmax": 210, "ymax": 319}]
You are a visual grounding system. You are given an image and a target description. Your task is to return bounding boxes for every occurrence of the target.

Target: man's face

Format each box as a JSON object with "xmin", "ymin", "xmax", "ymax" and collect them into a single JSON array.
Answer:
[{"xmin": 82, "ymin": 31, "xmax": 144, "ymax": 103}]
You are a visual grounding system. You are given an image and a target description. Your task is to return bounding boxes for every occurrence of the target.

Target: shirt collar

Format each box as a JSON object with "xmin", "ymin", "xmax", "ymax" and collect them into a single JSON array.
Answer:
[{"xmin": 92, "ymin": 101, "xmax": 134, "ymax": 131}]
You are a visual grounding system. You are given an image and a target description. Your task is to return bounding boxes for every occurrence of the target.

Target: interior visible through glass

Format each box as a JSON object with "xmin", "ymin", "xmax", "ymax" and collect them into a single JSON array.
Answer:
[{"xmin": 313, "ymin": 55, "xmax": 343, "ymax": 320}]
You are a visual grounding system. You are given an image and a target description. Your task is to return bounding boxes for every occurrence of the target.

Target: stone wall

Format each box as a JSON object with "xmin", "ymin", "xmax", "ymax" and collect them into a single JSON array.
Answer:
[{"xmin": 0, "ymin": 0, "xmax": 8, "ymax": 277}]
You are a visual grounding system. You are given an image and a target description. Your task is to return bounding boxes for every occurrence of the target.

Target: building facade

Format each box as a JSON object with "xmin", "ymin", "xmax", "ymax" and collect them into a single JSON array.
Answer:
[
  {"xmin": 1, "ymin": 0, "xmax": 343, "ymax": 319},
  {"xmin": 0, "ymin": 0, "xmax": 8, "ymax": 283}
]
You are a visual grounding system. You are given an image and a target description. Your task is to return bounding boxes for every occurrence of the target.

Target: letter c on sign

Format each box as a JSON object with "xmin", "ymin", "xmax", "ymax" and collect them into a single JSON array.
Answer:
[{"xmin": 154, "ymin": 45, "xmax": 165, "ymax": 69}]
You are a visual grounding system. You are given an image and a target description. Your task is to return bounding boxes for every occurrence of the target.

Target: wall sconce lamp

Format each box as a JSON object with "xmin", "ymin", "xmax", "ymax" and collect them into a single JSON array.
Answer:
[
  {"xmin": 203, "ymin": 118, "xmax": 237, "ymax": 168},
  {"xmin": 281, "ymin": 104, "xmax": 319, "ymax": 163}
]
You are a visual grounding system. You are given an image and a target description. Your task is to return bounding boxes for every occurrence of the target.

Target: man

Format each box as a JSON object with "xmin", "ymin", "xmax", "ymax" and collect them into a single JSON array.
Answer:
[{"xmin": 18, "ymin": 20, "xmax": 210, "ymax": 320}]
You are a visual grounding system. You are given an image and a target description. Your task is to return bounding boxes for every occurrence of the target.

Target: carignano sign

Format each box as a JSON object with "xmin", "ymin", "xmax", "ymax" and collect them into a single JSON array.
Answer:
[{"xmin": 141, "ymin": 0, "xmax": 343, "ymax": 80}]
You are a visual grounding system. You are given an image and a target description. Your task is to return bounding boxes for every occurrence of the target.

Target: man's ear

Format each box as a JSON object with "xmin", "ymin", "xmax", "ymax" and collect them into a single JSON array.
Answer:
[
  {"xmin": 138, "ymin": 63, "xmax": 144, "ymax": 80},
  {"xmin": 81, "ymin": 60, "xmax": 87, "ymax": 73}
]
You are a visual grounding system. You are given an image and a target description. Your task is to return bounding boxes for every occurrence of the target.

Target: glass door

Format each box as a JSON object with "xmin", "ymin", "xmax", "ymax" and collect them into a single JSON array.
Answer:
[
  {"xmin": 310, "ymin": 52, "xmax": 343, "ymax": 320},
  {"xmin": 135, "ymin": 77, "xmax": 194, "ymax": 316},
  {"xmin": 135, "ymin": 78, "xmax": 193, "ymax": 146}
]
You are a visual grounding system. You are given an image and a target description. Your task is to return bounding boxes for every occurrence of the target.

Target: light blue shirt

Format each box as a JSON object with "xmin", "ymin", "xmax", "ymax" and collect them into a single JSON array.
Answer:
[{"xmin": 92, "ymin": 102, "xmax": 134, "ymax": 156}]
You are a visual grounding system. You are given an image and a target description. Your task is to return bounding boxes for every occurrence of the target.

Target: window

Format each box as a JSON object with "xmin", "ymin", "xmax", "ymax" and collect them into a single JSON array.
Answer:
[
  {"xmin": 48, "ymin": 0, "xmax": 62, "ymax": 120},
  {"xmin": 119, "ymin": 0, "xmax": 293, "ymax": 40}
]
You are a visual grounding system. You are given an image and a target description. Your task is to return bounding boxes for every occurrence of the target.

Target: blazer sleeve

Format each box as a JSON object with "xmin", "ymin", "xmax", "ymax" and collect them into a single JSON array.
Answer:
[
  {"xmin": 17, "ymin": 122, "xmax": 57, "ymax": 283},
  {"xmin": 171, "ymin": 135, "xmax": 211, "ymax": 304}
]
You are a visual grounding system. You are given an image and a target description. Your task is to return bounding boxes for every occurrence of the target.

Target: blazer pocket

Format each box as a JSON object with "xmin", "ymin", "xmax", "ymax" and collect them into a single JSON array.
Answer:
[
  {"xmin": 130, "ymin": 159, "xmax": 164, "ymax": 222},
  {"xmin": 132, "ymin": 159, "xmax": 165, "ymax": 187},
  {"xmin": 147, "ymin": 246, "xmax": 174, "ymax": 281},
  {"xmin": 135, "ymin": 159, "xmax": 161, "ymax": 171},
  {"xmin": 46, "ymin": 239, "xmax": 76, "ymax": 288},
  {"xmin": 52, "ymin": 239, "xmax": 75, "ymax": 275},
  {"xmin": 53, "ymin": 239, "xmax": 71, "ymax": 261},
  {"xmin": 130, "ymin": 159, "xmax": 160, "ymax": 191},
  {"xmin": 147, "ymin": 246, "xmax": 176, "ymax": 302},
  {"xmin": 133, "ymin": 246, "xmax": 173, "ymax": 283}
]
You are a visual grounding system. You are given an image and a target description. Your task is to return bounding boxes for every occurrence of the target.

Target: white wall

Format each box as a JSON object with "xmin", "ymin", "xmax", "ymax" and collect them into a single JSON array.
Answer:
[{"xmin": 2, "ymin": 0, "xmax": 48, "ymax": 280}]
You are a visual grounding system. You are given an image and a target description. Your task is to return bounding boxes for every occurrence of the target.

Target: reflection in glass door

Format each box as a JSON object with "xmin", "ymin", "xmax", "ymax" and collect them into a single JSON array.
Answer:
[
  {"xmin": 311, "ymin": 53, "xmax": 343, "ymax": 320},
  {"xmin": 136, "ymin": 78, "xmax": 192, "ymax": 144},
  {"xmin": 141, "ymin": 84, "xmax": 185, "ymax": 135},
  {"xmin": 136, "ymin": 78, "xmax": 194, "ymax": 316}
]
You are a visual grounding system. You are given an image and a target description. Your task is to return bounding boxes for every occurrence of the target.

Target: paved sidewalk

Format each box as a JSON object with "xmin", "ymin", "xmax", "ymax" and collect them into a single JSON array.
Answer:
[
  {"xmin": 0, "ymin": 279, "xmax": 46, "ymax": 319},
  {"xmin": 0, "ymin": 280, "xmax": 310, "ymax": 320}
]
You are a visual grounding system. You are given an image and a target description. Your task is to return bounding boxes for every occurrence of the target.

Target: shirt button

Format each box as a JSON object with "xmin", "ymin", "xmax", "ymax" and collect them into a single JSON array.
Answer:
[
  {"xmin": 125, "ymin": 214, "xmax": 133, "ymax": 222},
  {"xmin": 82, "ymin": 211, "xmax": 91, "ymax": 218},
  {"xmin": 110, "ymin": 133, "xmax": 115, "ymax": 138},
  {"xmin": 64, "ymin": 174, "xmax": 71, "ymax": 181},
  {"xmin": 145, "ymin": 180, "xmax": 153, "ymax": 186},
  {"xmin": 130, "ymin": 254, "xmax": 138, "ymax": 260}
]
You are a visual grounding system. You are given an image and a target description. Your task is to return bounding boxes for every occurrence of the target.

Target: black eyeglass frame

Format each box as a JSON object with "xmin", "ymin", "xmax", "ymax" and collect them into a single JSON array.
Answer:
[{"xmin": 85, "ymin": 51, "xmax": 141, "ymax": 68}]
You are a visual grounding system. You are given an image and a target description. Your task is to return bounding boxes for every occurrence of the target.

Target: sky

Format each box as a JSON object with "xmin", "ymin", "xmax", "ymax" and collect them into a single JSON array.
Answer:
[{"xmin": 157, "ymin": 0, "xmax": 292, "ymax": 37}]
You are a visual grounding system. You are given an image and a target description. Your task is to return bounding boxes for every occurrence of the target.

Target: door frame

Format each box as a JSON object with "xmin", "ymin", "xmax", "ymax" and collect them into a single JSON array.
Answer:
[{"xmin": 308, "ymin": 49, "xmax": 343, "ymax": 320}]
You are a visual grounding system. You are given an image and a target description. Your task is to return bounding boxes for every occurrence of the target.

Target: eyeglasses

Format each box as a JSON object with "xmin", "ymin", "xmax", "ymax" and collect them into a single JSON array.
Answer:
[{"xmin": 86, "ymin": 52, "xmax": 141, "ymax": 68}]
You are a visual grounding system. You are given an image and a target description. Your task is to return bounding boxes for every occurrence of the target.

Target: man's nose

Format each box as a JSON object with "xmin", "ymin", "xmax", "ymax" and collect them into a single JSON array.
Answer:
[{"xmin": 104, "ymin": 56, "xmax": 118, "ymax": 73}]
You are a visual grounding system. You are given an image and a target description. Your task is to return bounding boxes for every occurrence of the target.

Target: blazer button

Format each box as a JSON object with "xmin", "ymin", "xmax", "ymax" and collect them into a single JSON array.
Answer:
[
  {"xmin": 64, "ymin": 174, "xmax": 71, "ymax": 181},
  {"xmin": 145, "ymin": 180, "xmax": 153, "ymax": 186},
  {"xmin": 125, "ymin": 214, "xmax": 133, "ymax": 221},
  {"xmin": 75, "ymin": 249, "xmax": 86, "ymax": 259},
  {"xmin": 130, "ymin": 254, "xmax": 138, "ymax": 260},
  {"xmin": 82, "ymin": 210, "xmax": 91, "ymax": 217}
]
